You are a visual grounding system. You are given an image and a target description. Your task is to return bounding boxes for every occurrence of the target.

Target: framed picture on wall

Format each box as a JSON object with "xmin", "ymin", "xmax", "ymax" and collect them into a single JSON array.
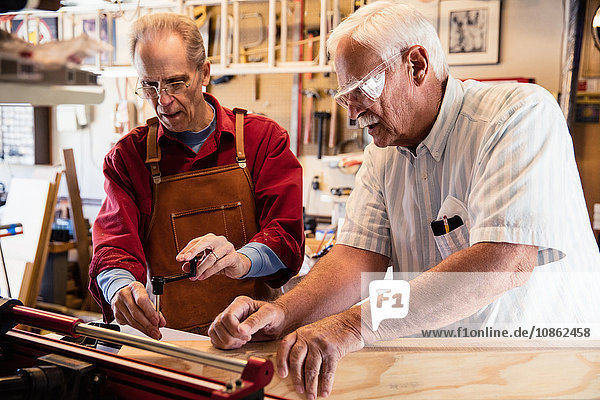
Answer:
[
  {"xmin": 439, "ymin": 0, "xmax": 501, "ymax": 65},
  {"xmin": 73, "ymin": 14, "xmax": 117, "ymax": 65}
]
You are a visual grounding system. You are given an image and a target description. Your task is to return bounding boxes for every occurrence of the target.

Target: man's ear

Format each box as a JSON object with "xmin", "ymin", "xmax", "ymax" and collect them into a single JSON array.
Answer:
[
  {"xmin": 201, "ymin": 60, "xmax": 211, "ymax": 86},
  {"xmin": 407, "ymin": 46, "xmax": 429, "ymax": 86}
]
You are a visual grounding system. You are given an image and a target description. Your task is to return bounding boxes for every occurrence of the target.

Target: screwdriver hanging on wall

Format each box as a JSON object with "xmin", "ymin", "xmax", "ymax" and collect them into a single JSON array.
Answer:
[
  {"xmin": 311, "ymin": 175, "xmax": 320, "ymax": 190},
  {"xmin": 314, "ymin": 111, "xmax": 330, "ymax": 159},
  {"xmin": 210, "ymin": 75, "xmax": 234, "ymax": 85}
]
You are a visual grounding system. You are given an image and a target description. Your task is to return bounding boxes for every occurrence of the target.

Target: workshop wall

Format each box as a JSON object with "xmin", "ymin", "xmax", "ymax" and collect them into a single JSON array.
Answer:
[
  {"xmin": 209, "ymin": 0, "xmax": 567, "ymax": 217},
  {"xmin": 48, "ymin": 0, "xmax": 568, "ymax": 221},
  {"xmin": 449, "ymin": 0, "xmax": 564, "ymax": 94}
]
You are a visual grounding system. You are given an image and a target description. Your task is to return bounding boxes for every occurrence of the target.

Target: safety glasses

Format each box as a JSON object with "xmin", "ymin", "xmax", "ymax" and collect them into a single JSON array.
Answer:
[
  {"xmin": 334, "ymin": 50, "xmax": 405, "ymax": 110},
  {"xmin": 135, "ymin": 69, "xmax": 197, "ymax": 99}
]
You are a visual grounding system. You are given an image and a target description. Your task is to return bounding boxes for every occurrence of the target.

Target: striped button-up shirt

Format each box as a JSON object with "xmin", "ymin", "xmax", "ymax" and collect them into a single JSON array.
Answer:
[{"xmin": 339, "ymin": 76, "xmax": 600, "ymax": 330}]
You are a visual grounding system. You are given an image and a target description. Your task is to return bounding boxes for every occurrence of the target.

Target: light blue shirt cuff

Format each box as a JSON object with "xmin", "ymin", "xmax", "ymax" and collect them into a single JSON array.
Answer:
[
  {"xmin": 96, "ymin": 268, "xmax": 136, "ymax": 303},
  {"xmin": 238, "ymin": 242, "xmax": 286, "ymax": 278}
]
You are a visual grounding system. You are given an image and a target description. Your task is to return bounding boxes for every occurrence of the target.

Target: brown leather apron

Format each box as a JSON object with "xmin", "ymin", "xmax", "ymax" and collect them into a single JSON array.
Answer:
[{"xmin": 143, "ymin": 108, "xmax": 276, "ymax": 335}]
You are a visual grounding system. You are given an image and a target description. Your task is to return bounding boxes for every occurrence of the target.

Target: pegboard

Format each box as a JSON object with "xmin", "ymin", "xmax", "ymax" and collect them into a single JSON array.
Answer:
[{"xmin": 205, "ymin": 0, "xmax": 365, "ymax": 158}]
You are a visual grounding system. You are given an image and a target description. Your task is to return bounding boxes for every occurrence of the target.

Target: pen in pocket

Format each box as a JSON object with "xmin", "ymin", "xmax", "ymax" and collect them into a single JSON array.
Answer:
[{"xmin": 431, "ymin": 215, "xmax": 464, "ymax": 236}]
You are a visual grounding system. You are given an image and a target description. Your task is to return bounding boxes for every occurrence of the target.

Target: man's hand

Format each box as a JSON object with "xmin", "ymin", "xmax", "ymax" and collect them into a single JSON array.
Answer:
[
  {"xmin": 176, "ymin": 233, "xmax": 251, "ymax": 280},
  {"xmin": 208, "ymin": 296, "xmax": 287, "ymax": 349},
  {"xmin": 111, "ymin": 281, "xmax": 166, "ymax": 340},
  {"xmin": 277, "ymin": 313, "xmax": 364, "ymax": 400}
]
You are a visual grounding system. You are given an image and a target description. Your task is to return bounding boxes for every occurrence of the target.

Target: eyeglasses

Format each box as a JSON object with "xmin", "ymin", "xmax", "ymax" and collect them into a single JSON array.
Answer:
[
  {"xmin": 135, "ymin": 69, "xmax": 197, "ymax": 99},
  {"xmin": 334, "ymin": 50, "xmax": 406, "ymax": 110}
]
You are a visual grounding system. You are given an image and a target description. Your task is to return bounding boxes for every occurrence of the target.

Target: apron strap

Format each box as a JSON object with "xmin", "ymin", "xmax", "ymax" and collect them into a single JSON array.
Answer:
[
  {"xmin": 232, "ymin": 107, "xmax": 247, "ymax": 169},
  {"xmin": 145, "ymin": 117, "xmax": 162, "ymax": 184}
]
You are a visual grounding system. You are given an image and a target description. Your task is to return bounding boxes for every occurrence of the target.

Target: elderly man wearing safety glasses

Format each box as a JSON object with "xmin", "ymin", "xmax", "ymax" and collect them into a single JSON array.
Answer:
[
  {"xmin": 209, "ymin": 1, "xmax": 600, "ymax": 398},
  {"xmin": 90, "ymin": 12, "xmax": 304, "ymax": 340}
]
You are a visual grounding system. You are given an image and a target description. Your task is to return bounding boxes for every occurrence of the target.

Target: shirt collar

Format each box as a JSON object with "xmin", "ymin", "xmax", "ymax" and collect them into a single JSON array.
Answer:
[
  {"xmin": 407, "ymin": 75, "xmax": 463, "ymax": 162},
  {"xmin": 209, "ymin": 92, "xmax": 235, "ymax": 139}
]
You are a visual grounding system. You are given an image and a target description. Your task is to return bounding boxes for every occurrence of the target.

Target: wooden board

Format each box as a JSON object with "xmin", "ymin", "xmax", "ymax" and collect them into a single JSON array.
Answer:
[
  {"xmin": 62, "ymin": 148, "xmax": 94, "ymax": 309},
  {"xmin": 119, "ymin": 338, "xmax": 600, "ymax": 399},
  {"xmin": 0, "ymin": 174, "xmax": 60, "ymax": 304},
  {"xmin": 21, "ymin": 173, "xmax": 61, "ymax": 306}
]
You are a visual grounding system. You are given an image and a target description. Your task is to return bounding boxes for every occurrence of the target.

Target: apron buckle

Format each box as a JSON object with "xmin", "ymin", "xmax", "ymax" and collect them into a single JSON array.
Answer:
[{"xmin": 237, "ymin": 157, "xmax": 246, "ymax": 169}]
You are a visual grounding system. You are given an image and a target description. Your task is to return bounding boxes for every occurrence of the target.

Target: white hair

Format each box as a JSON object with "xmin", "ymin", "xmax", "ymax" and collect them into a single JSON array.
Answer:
[{"xmin": 327, "ymin": 0, "xmax": 449, "ymax": 80}]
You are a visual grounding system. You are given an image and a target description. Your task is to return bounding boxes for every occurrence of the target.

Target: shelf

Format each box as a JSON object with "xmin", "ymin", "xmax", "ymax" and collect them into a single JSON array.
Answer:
[
  {"xmin": 1, "ymin": 0, "xmax": 269, "ymax": 16},
  {"xmin": 48, "ymin": 241, "xmax": 76, "ymax": 254},
  {"xmin": 210, "ymin": 63, "xmax": 334, "ymax": 76},
  {"xmin": 91, "ymin": 62, "xmax": 334, "ymax": 78},
  {"xmin": 0, "ymin": 82, "xmax": 105, "ymax": 105}
]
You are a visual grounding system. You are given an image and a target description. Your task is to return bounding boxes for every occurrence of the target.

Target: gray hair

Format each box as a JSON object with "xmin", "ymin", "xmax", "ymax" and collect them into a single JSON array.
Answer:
[
  {"xmin": 130, "ymin": 13, "xmax": 206, "ymax": 69},
  {"xmin": 327, "ymin": 0, "xmax": 448, "ymax": 81}
]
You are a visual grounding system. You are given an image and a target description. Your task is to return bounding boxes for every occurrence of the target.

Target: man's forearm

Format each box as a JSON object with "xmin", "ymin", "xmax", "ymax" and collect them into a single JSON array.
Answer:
[
  {"xmin": 356, "ymin": 242, "xmax": 538, "ymax": 344},
  {"xmin": 274, "ymin": 244, "xmax": 390, "ymax": 334}
]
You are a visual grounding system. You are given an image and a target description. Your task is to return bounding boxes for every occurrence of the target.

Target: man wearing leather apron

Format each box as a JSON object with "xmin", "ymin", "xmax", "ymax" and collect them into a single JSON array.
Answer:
[{"xmin": 89, "ymin": 13, "xmax": 304, "ymax": 339}]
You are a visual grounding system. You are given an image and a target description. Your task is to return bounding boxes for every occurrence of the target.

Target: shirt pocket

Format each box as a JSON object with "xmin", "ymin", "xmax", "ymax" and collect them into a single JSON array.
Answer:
[
  {"xmin": 434, "ymin": 223, "xmax": 470, "ymax": 260},
  {"xmin": 434, "ymin": 195, "xmax": 470, "ymax": 259},
  {"xmin": 437, "ymin": 195, "xmax": 470, "ymax": 230}
]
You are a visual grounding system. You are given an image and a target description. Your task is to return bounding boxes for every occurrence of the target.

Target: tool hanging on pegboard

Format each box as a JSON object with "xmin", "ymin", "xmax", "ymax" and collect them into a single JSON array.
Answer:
[
  {"xmin": 353, "ymin": 0, "xmax": 366, "ymax": 12},
  {"xmin": 194, "ymin": 5, "xmax": 210, "ymax": 66},
  {"xmin": 314, "ymin": 111, "xmax": 330, "ymax": 159},
  {"xmin": 302, "ymin": 89, "xmax": 319, "ymax": 145},
  {"xmin": 325, "ymin": 89, "xmax": 338, "ymax": 149},
  {"xmin": 193, "ymin": 5, "xmax": 208, "ymax": 27}
]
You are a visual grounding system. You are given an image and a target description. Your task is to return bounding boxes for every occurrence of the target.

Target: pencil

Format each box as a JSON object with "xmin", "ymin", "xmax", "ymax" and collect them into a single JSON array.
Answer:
[{"xmin": 443, "ymin": 215, "xmax": 450, "ymax": 234}]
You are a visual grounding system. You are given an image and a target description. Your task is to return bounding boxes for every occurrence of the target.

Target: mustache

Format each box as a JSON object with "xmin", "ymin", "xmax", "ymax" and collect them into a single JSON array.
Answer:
[{"xmin": 357, "ymin": 113, "xmax": 380, "ymax": 129}]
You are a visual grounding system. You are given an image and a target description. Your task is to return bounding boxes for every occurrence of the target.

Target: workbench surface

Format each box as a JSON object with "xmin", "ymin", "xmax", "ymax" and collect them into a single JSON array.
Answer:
[{"xmin": 119, "ymin": 338, "xmax": 600, "ymax": 399}]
